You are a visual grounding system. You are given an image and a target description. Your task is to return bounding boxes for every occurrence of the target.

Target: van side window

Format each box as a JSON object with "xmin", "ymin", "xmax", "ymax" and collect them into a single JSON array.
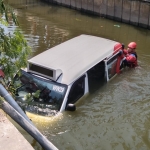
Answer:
[
  {"xmin": 87, "ymin": 61, "xmax": 105, "ymax": 92},
  {"xmin": 67, "ymin": 75, "xmax": 85, "ymax": 104},
  {"xmin": 87, "ymin": 61, "xmax": 105, "ymax": 79}
]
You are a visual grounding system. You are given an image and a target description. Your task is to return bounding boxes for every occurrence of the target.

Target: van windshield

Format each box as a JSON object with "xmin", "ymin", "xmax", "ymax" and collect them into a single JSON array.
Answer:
[{"xmin": 14, "ymin": 70, "xmax": 67, "ymax": 116}]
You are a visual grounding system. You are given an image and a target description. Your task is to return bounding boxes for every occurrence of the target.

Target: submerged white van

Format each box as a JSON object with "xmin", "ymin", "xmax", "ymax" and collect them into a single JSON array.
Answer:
[{"xmin": 14, "ymin": 34, "xmax": 124, "ymax": 116}]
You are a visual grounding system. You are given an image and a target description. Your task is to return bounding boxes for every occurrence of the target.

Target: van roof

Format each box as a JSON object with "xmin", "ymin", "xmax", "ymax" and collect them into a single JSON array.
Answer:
[{"xmin": 28, "ymin": 34, "xmax": 119, "ymax": 85}]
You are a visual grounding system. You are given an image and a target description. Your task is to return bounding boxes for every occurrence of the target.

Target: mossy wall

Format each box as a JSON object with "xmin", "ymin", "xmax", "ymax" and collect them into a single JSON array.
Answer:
[{"xmin": 42, "ymin": 0, "xmax": 150, "ymax": 29}]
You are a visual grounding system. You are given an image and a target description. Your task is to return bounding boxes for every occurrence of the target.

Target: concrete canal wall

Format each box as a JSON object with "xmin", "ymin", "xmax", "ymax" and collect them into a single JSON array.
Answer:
[
  {"xmin": 0, "ymin": 109, "xmax": 34, "ymax": 150},
  {"xmin": 41, "ymin": 0, "xmax": 150, "ymax": 29}
]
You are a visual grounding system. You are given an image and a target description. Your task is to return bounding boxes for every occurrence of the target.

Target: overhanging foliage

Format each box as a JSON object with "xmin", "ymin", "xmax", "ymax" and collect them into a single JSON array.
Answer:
[{"xmin": 0, "ymin": 0, "xmax": 31, "ymax": 86}]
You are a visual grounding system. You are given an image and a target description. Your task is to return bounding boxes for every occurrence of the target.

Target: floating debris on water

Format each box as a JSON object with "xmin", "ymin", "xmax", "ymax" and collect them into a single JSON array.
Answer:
[{"xmin": 114, "ymin": 25, "xmax": 120, "ymax": 27}]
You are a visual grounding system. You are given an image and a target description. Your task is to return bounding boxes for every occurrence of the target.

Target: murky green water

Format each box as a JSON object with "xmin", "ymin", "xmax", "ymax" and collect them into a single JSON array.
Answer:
[{"xmin": 5, "ymin": 0, "xmax": 150, "ymax": 149}]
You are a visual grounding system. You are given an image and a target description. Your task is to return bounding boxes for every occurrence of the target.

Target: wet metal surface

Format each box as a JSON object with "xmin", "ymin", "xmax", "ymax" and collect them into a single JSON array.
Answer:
[{"xmin": 5, "ymin": 0, "xmax": 150, "ymax": 149}]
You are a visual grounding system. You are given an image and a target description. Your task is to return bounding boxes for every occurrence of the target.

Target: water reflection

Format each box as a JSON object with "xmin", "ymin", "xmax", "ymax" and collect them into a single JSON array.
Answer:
[
  {"xmin": 28, "ymin": 65, "xmax": 150, "ymax": 149},
  {"xmin": 4, "ymin": 0, "xmax": 150, "ymax": 150}
]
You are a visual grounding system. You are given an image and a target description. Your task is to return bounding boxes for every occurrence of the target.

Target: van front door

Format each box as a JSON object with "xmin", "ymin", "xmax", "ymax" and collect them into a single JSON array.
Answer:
[{"xmin": 67, "ymin": 75, "xmax": 85, "ymax": 105}]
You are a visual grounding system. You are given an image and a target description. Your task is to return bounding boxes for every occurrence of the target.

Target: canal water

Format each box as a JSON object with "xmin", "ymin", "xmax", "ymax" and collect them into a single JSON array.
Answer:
[{"xmin": 6, "ymin": 0, "xmax": 150, "ymax": 150}]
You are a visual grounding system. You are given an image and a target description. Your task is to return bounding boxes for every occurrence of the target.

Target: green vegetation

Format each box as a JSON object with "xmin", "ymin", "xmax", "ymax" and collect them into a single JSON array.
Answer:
[{"xmin": 0, "ymin": 0, "xmax": 31, "ymax": 92}]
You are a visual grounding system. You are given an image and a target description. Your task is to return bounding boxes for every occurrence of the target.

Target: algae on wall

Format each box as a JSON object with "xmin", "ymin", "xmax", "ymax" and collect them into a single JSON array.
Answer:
[{"xmin": 46, "ymin": 0, "xmax": 150, "ymax": 29}]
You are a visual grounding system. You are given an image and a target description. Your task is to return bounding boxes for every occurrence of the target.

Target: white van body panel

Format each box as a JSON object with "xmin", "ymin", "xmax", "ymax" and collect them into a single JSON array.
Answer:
[
  {"xmin": 28, "ymin": 34, "xmax": 119, "ymax": 85},
  {"xmin": 60, "ymin": 73, "xmax": 89, "ymax": 112},
  {"xmin": 14, "ymin": 35, "xmax": 124, "ymax": 115},
  {"xmin": 84, "ymin": 73, "xmax": 89, "ymax": 94}
]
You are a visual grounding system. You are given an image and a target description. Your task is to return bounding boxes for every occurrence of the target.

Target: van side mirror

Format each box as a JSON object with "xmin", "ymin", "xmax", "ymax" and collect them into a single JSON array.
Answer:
[{"xmin": 66, "ymin": 103, "xmax": 76, "ymax": 111}]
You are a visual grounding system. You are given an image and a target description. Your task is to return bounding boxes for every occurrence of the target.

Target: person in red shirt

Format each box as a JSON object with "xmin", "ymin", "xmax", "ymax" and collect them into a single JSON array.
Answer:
[{"xmin": 122, "ymin": 42, "xmax": 138, "ymax": 67}]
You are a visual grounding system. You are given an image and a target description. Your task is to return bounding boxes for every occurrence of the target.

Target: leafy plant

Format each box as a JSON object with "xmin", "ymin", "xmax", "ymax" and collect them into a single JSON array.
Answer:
[{"xmin": 0, "ymin": 0, "xmax": 31, "ymax": 94}]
